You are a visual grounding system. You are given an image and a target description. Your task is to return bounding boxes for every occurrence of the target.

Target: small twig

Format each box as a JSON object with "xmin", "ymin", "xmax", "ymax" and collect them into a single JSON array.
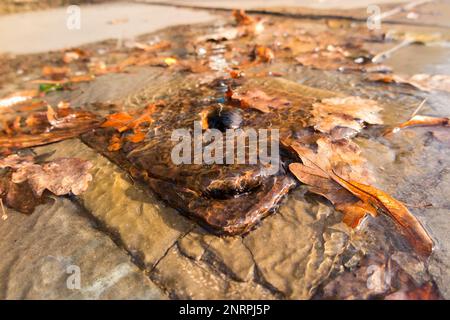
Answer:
[
  {"xmin": 410, "ymin": 98, "xmax": 427, "ymax": 118},
  {"xmin": 382, "ymin": 98, "xmax": 428, "ymax": 136},
  {"xmin": 378, "ymin": 0, "xmax": 432, "ymax": 20},
  {"xmin": 372, "ymin": 39, "xmax": 413, "ymax": 64}
]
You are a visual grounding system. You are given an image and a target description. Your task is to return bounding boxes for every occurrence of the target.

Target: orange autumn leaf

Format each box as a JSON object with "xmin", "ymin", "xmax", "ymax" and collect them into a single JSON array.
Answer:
[
  {"xmin": 287, "ymin": 137, "xmax": 433, "ymax": 258},
  {"xmin": 289, "ymin": 162, "xmax": 376, "ymax": 230},
  {"xmin": 0, "ymin": 90, "xmax": 39, "ymax": 109},
  {"xmin": 330, "ymin": 173, "xmax": 433, "ymax": 257},
  {"xmin": 124, "ymin": 106, "xmax": 155, "ymax": 130},
  {"xmin": 233, "ymin": 9, "xmax": 254, "ymax": 26},
  {"xmin": 397, "ymin": 115, "xmax": 449, "ymax": 128},
  {"xmin": 232, "ymin": 89, "xmax": 291, "ymax": 113},
  {"xmin": 254, "ymin": 45, "xmax": 274, "ymax": 63},
  {"xmin": 127, "ymin": 130, "xmax": 146, "ymax": 143},
  {"xmin": 384, "ymin": 115, "xmax": 449, "ymax": 136},
  {"xmin": 42, "ymin": 65, "xmax": 71, "ymax": 78},
  {"xmin": 229, "ymin": 69, "xmax": 244, "ymax": 79},
  {"xmin": 108, "ymin": 134, "xmax": 122, "ymax": 151},
  {"xmin": 1, "ymin": 124, "xmax": 99, "ymax": 150},
  {"xmin": 337, "ymin": 201, "xmax": 378, "ymax": 228},
  {"xmin": 232, "ymin": 9, "xmax": 264, "ymax": 36},
  {"xmin": 101, "ymin": 112, "xmax": 134, "ymax": 131},
  {"xmin": 101, "ymin": 104, "xmax": 157, "ymax": 133}
]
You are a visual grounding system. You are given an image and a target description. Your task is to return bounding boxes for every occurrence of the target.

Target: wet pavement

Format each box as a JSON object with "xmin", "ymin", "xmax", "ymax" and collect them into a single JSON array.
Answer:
[
  {"xmin": 0, "ymin": 1, "xmax": 449, "ymax": 299},
  {"xmin": 0, "ymin": 2, "xmax": 217, "ymax": 54}
]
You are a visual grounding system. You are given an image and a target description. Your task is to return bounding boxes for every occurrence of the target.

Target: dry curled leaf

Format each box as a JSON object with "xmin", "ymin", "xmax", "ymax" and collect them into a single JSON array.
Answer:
[
  {"xmin": 296, "ymin": 49, "xmax": 368, "ymax": 72},
  {"xmin": 233, "ymin": 9, "xmax": 254, "ymax": 26},
  {"xmin": 232, "ymin": 10, "xmax": 264, "ymax": 37},
  {"xmin": 232, "ymin": 89, "xmax": 291, "ymax": 113},
  {"xmin": 253, "ymin": 45, "xmax": 274, "ymax": 63},
  {"xmin": 42, "ymin": 65, "xmax": 71, "ymax": 80},
  {"xmin": 12, "ymin": 158, "xmax": 93, "ymax": 197},
  {"xmin": 103, "ymin": 104, "xmax": 158, "ymax": 151},
  {"xmin": 384, "ymin": 115, "xmax": 449, "ymax": 136},
  {"xmin": 63, "ymin": 48, "xmax": 88, "ymax": 64},
  {"xmin": 108, "ymin": 133, "xmax": 123, "ymax": 152},
  {"xmin": 0, "ymin": 171, "xmax": 45, "ymax": 214},
  {"xmin": 1, "ymin": 106, "xmax": 101, "ymax": 153},
  {"xmin": 330, "ymin": 174, "xmax": 433, "ymax": 257},
  {"xmin": 126, "ymin": 130, "xmax": 146, "ymax": 143},
  {"xmin": 367, "ymin": 73, "xmax": 450, "ymax": 93},
  {"xmin": 101, "ymin": 104, "xmax": 156, "ymax": 133},
  {"xmin": 0, "ymin": 90, "xmax": 39, "ymax": 109},
  {"xmin": 310, "ymin": 96, "xmax": 383, "ymax": 135},
  {"xmin": 0, "ymin": 154, "xmax": 34, "ymax": 169},
  {"xmin": 101, "ymin": 112, "xmax": 134, "ymax": 131},
  {"xmin": 286, "ymin": 136, "xmax": 433, "ymax": 257}
]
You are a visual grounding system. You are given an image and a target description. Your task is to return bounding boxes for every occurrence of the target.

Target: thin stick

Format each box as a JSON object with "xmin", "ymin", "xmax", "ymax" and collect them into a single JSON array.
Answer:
[
  {"xmin": 410, "ymin": 98, "xmax": 427, "ymax": 118},
  {"xmin": 382, "ymin": 98, "xmax": 428, "ymax": 136},
  {"xmin": 378, "ymin": 0, "xmax": 431, "ymax": 20},
  {"xmin": 372, "ymin": 39, "xmax": 413, "ymax": 64}
]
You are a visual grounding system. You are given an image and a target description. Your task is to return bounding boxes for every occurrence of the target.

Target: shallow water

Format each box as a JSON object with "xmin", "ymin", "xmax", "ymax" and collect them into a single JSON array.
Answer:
[{"xmin": 2, "ymin": 11, "xmax": 449, "ymax": 299}]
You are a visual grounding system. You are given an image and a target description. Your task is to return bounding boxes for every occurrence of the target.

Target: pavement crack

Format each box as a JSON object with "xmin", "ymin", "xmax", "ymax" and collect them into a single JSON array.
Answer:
[
  {"xmin": 68, "ymin": 197, "xmax": 148, "ymax": 271},
  {"xmin": 241, "ymin": 239, "xmax": 285, "ymax": 299},
  {"xmin": 148, "ymin": 225, "xmax": 195, "ymax": 274}
]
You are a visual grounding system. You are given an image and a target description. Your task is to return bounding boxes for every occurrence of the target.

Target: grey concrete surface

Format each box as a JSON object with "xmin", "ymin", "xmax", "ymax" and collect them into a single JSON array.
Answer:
[{"xmin": 0, "ymin": 1, "xmax": 217, "ymax": 54}]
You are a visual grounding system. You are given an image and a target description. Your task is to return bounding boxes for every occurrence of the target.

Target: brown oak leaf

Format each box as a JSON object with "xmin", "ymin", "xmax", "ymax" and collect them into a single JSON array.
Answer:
[
  {"xmin": 11, "ymin": 158, "xmax": 93, "ymax": 197},
  {"xmin": 310, "ymin": 96, "xmax": 383, "ymax": 135}
]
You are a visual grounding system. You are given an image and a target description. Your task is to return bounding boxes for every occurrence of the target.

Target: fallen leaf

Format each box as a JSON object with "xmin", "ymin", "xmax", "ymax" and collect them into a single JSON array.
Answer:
[
  {"xmin": 0, "ymin": 126, "xmax": 99, "ymax": 152},
  {"xmin": 130, "ymin": 40, "xmax": 171, "ymax": 52},
  {"xmin": 310, "ymin": 96, "xmax": 383, "ymax": 135},
  {"xmin": 42, "ymin": 65, "xmax": 71, "ymax": 80},
  {"xmin": 32, "ymin": 74, "xmax": 94, "ymax": 85},
  {"xmin": 253, "ymin": 45, "xmax": 274, "ymax": 63},
  {"xmin": 0, "ymin": 171, "xmax": 45, "ymax": 214},
  {"xmin": 397, "ymin": 115, "xmax": 448, "ymax": 129},
  {"xmin": 232, "ymin": 10, "xmax": 265, "ymax": 36},
  {"xmin": 384, "ymin": 115, "xmax": 449, "ymax": 136},
  {"xmin": 232, "ymin": 89, "xmax": 291, "ymax": 113},
  {"xmin": 102, "ymin": 104, "xmax": 158, "ymax": 151},
  {"xmin": 108, "ymin": 134, "xmax": 123, "ymax": 151},
  {"xmin": 1, "ymin": 106, "xmax": 101, "ymax": 152},
  {"xmin": 286, "ymin": 136, "xmax": 433, "ymax": 257},
  {"xmin": 0, "ymin": 90, "xmax": 39, "ymax": 109},
  {"xmin": 63, "ymin": 49, "xmax": 88, "ymax": 64},
  {"xmin": 101, "ymin": 112, "xmax": 134, "ymax": 131},
  {"xmin": 0, "ymin": 154, "xmax": 34, "ymax": 169},
  {"xmin": 12, "ymin": 158, "xmax": 93, "ymax": 196},
  {"xmin": 367, "ymin": 73, "xmax": 450, "ymax": 93},
  {"xmin": 126, "ymin": 130, "xmax": 146, "ymax": 143},
  {"xmin": 233, "ymin": 9, "xmax": 254, "ymax": 26},
  {"xmin": 296, "ymin": 49, "xmax": 368, "ymax": 72},
  {"xmin": 331, "ymin": 174, "xmax": 433, "ymax": 257},
  {"xmin": 406, "ymin": 74, "xmax": 450, "ymax": 92}
]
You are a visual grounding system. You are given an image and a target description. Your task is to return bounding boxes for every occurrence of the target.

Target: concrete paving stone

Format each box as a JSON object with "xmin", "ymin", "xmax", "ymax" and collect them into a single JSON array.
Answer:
[{"xmin": 0, "ymin": 197, "xmax": 165, "ymax": 299}]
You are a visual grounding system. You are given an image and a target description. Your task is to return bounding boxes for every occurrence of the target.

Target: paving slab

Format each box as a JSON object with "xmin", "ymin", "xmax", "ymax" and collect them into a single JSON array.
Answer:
[
  {"xmin": 0, "ymin": 197, "xmax": 165, "ymax": 299},
  {"xmin": 0, "ymin": 1, "xmax": 217, "ymax": 54}
]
